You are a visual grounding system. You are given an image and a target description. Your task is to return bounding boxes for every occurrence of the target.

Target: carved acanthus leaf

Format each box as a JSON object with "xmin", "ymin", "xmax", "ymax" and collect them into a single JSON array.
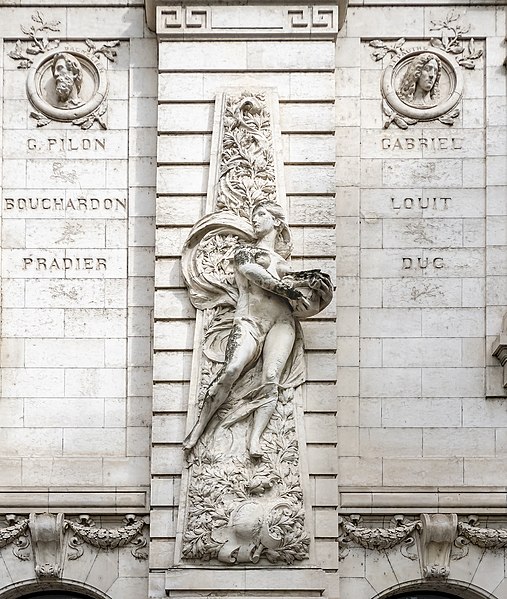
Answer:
[
  {"xmin": 339, "ymin": 517, "xmax": 421, "ymax": 551},
  {"xmin": 457, "ymin": 522, "xmax": 507, "ymax": 549}
]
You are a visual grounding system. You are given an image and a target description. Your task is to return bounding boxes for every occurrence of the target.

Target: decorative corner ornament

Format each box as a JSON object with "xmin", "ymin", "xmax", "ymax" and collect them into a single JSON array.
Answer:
[
  {"xmin": 8, "ymin": 12, "xmax": 119, "ymax": 130},
  {"xmin": 370, "ymin": 11, "xmax": 482, "ymax": 129}
]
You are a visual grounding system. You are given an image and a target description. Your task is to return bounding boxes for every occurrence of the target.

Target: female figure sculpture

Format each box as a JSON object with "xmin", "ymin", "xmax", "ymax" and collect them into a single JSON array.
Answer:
[
  {"xmin": 398, "ymin": 52, "xmax": 442, "ymax": 107},
  {"xmin": 183, "ymin": 200, "xmax": 332, "ymax": 457}
]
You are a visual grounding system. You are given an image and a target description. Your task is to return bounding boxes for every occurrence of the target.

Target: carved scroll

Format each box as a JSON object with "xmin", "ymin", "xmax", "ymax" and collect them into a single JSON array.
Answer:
[
  {"xmin": 29, "ymin": 513, "xmax": 65, "ymax": 578},
  {"xmin": 178, "ymin": 90, "xmax": 332, "ymax": 566}
]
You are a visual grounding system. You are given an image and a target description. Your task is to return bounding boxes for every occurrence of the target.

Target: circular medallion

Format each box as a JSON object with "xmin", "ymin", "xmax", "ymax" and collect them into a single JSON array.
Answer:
[
  {"xmin": 26, "ymin": 48, "xmax": 108, "ymax": 122},
  {"xmin": 382, "ymin": 48, "xmax": 463, "ymax": 121}
]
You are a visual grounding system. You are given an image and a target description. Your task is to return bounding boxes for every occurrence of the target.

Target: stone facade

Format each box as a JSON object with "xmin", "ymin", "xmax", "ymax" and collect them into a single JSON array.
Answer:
[{"xmin": 0, "ymin": 1, "xmax": 505, "ymax": 599}]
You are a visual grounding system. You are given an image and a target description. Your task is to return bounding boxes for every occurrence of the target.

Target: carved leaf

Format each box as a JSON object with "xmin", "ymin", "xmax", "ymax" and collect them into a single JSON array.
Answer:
[
  {"xmin": 7, "ymin": 41, "xmax": 24, "ymax": 60},
  {"xmin": 448, "ymin": 45, "xmax": 464, "ymax": 54},
  {"xmin": 85, "ymin": 39, "xmax": 97, "ymax": 50},
  {"xmin": 30, "ymin": 111, "xmax": 51, "ymax": 127},
  {"xmin": 369, "ymin": 39, "xmax": 387, "ymax": 48},
  {"xmin": 45, "ymin": 21, "xmax": 61, "ymax": 32},
  {"xmin": 101, "ymin": 40, "xmax": 121, "ymax": 48},
  {"xmin": 47, "ymin": 40, "xmax": 60, "ymax": 51},
  {"xmin": 438, "ymin": 116, "xmax": 456, "ymax": 126},
  {"xmin": 100, "ymin": 48, "xmax": 117, "ymax": 62},
  {"xmin": 430, "ymin": 37, "xmax": 444, "ymax": 49},
  {"xmin": 371, "ymin": 48, "xmax": 388, "ymax": 61},
  {"xmin": 394, "ymin": 37, "xmax": 405, "ymax": 49},
  {"xmin": 458, "ymin": 59, "xmax": 476, "ymax": 70},
  {"xmin": 394, "ymin": 116, "xmax": 409, "ymax": 129},
  {"xmin": 20, "ymin": 25, "xmax": 32, "ymax": 36},
  {"xmin": 32, "ymin": 10, "xmax": 45, "ymax": 24}
]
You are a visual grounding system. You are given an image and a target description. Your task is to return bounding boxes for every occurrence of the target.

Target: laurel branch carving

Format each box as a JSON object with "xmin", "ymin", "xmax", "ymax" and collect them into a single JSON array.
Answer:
[
  {"xmin": 457, "ymin": 521, "xmax": 507, "ymax": 549},
  {"xmin": 339, "ymin": 516, "xmax": 422, "ymax": 551}
]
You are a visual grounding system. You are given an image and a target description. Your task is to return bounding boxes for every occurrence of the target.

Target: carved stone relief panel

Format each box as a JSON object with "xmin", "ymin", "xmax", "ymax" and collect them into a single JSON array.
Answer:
[
  {"xmin": 8, "ymin": 11, "xmax": 119, "ymax": 129},
  {"xmin": 0, "ymin": 513, "xmax": 148, "ymax": 581},
  {"xmin": 369, "ymin": 11, "xmax": 483, "ymax": 129},
  {"xmin": 176, "ymin": 90, "xmax": 333, "ymax": 566}
]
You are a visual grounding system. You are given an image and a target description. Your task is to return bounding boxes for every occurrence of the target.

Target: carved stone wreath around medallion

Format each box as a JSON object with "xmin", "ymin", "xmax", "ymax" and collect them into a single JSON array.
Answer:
[
  {"xmin": 26, "ymin": 47, "xmax": 108, "ymax": 122},
  {"xmin": 382, "ymin": 47, "xmax": 463, "ymax": 123}
]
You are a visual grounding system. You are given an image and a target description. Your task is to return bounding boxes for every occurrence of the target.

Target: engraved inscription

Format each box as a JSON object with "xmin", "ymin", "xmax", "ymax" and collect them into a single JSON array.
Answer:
[
  {"xmin": 382, "ymin": 137, "xmax": 463, "ymax": 151},
  {"xmin": 402, "ymin": 257, "xmax": 444, "ymax": 270},
  {"xmin": 4, "ymin": 196, "xmax": 126, "ymax": 212},
  {"xmin": 22, "ymin": 257, "xmax": 107, "ymax": 270},
  {"xmin": 27, "ymin": 138, "xmax": 106, "ymax": 152},
  {"xmin": 391, "ymin": 196, "xmax": 451, "ymax": 212}
]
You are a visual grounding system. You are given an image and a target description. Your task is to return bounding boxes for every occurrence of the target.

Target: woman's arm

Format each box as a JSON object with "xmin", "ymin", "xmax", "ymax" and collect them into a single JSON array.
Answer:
[{"xmin": 234, "ymin": 247, "xmax": 303, "ymax": 300}]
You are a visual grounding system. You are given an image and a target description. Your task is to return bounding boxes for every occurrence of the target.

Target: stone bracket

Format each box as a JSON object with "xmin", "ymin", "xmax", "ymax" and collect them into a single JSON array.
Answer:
[{"xmin": 417, "ymin": 513, "xmax": 458, "ymax": 579}]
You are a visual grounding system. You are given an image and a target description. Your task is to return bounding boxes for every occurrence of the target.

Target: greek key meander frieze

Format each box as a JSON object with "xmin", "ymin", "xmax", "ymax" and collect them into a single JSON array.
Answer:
[
  {"xmin": 156, "ymin": 4, "xmax": 340, "ymax": 37},
  {"xmin": 370, "ymin": 11, "xmax": 483, "ymax": 129},
  {"xmin": 7, "ymin": 11, "xmax": 119, "ymax": 129},
  {"xmin": 0, "ymin": 514, "xmax": 148, "ymax": 580},
  {"xmin": 178, "ymin": 90, "xmax": 333, "ymax": 566},
  {"xmin": 340, "ymin": 515, "xmax": 507, "ymax": 580}
]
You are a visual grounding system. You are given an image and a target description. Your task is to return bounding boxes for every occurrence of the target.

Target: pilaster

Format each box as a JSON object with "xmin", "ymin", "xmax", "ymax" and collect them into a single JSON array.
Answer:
[{"xmin": 149, "ymin": 1, "xmax": 345, "ymax": 597}]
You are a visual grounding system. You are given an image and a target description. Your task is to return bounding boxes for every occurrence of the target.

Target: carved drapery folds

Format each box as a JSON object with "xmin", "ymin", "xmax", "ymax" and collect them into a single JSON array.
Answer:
[
  {"xmin": 0, "ymin": 513, "xmax": 148, "ymax": 579},
  {"xmin": 179, "ymin": 90, "xmax": 333, "ymax": 566},
  {"xmin": 340, "ymin": 514, "xmax": 507, "ymax": 579}
]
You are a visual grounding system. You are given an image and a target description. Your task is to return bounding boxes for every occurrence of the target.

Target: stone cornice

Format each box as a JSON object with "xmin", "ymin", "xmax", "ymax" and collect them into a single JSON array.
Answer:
[{"xmin": 145, "ymin": 0, "xmax": 348, "ymax": 37}]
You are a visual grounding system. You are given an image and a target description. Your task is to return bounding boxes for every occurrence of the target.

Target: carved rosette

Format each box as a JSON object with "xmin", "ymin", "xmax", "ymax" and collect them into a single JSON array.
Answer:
[{"xmin": 179, "ymin": 91, "xmax": 318, "ymax": 566}]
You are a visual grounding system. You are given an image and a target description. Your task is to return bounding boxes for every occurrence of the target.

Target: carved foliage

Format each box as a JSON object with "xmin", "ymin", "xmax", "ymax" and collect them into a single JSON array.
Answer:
[
  {"xmin": 339, "ymin": 516, "xmax": 421, "ymax": 552},
  {"xmin": 66, "ymin": 515, "xmax": 148, "ymax": 560},
  {"xmin": 182, "ymin": 391, "xmax": 309, "ymax": 564},
  {"xmin": 458, "ymin": 521, "xmax": 507, "ymax": 549},
  {"xmin": 370, "ymin": 12, "xmax": 481, "ymax": 129},
  {"xmin": 7, "ymin": 12, "xmax": 119, "ymax": 130}
]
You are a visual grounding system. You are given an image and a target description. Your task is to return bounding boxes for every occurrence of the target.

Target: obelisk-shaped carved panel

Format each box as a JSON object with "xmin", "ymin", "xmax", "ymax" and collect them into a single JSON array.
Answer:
[{"xmin": 176, "ymin": 90, "xmax": 333, "ymax": 566}]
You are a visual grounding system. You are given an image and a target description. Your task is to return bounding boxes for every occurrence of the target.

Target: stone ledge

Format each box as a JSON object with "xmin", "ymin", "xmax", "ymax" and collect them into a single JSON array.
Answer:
[
  {"xmin": 165, "ymin": 567, "xmax": 334, "ymax": 597},
  {"xmin": 0, "ymin": 487, "xmax": 149, "ymax": 512},
  {"xmin": 340, "ymin": 489, "xmax": 507, "ymax": 512}
]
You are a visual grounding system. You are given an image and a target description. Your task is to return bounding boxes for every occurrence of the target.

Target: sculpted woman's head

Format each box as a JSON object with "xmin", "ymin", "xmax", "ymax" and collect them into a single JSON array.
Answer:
[
  {"xmin": 398, "ymin": 52, "xmax": 442, "ymax": 107},
  {"xmin": 251, "ymin": 200, "xmax": 292, "ymax": 258}
]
